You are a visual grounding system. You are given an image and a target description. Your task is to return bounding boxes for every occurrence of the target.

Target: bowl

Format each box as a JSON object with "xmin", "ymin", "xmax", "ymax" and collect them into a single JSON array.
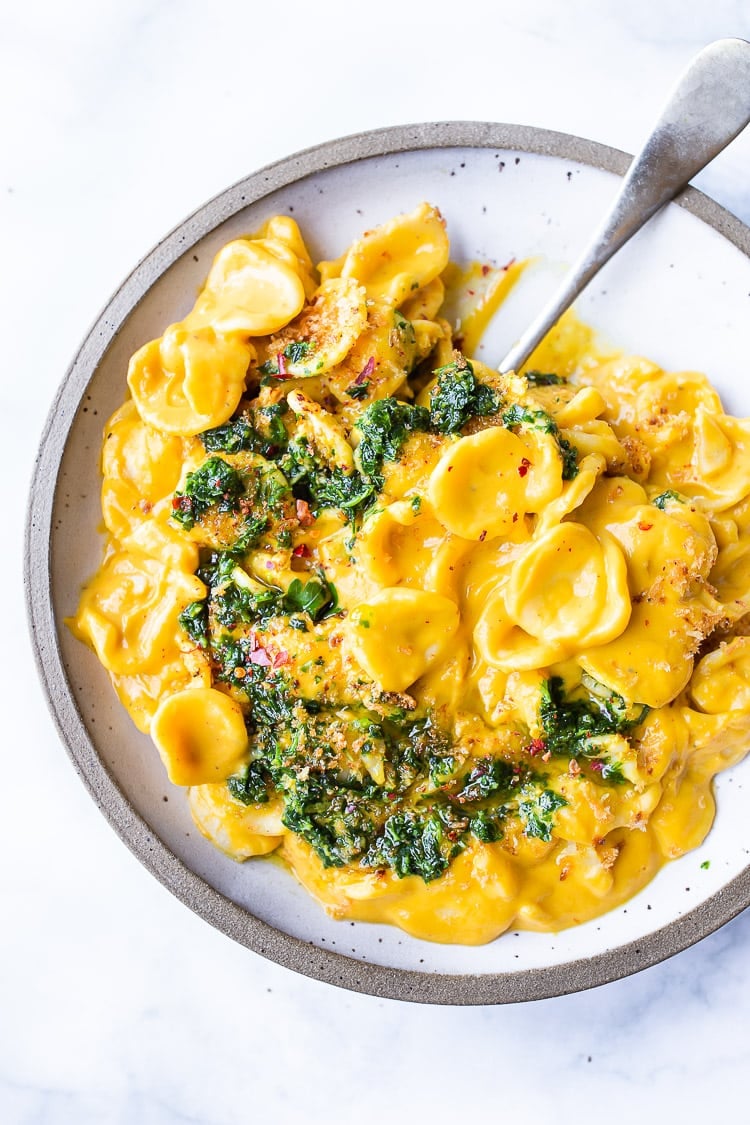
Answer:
[{"xmin": 26, "ymin": 122, "xmax": 750, "ymax": 1004}]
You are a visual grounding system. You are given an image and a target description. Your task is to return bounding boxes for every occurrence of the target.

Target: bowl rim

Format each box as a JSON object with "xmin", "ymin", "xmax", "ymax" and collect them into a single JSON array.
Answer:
[{"xmin": 25, "ymin": 120, "xmax": 750, "ymax": 1005}]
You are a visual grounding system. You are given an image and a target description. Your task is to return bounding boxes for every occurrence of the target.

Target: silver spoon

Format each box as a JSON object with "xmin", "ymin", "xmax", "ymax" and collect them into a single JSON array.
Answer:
[{"xmin": 498, "ymin": 37, "xmax": 750, "ymax": 375}]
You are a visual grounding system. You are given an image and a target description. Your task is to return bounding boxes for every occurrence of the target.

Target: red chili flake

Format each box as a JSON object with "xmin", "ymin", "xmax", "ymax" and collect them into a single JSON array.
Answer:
[
  {"xmin": 249, "ymin": 648, "xmax": 272, "ymax": 667},
  {"xmin": 292, "ymin": 543, "xmax": 311, "ymax": 558},
  {"xmin": 481, "ymin": 264, "xmax": 490, "ymax": 276},
  {"xmin": 638, "ymin": 521, "xmax": 653, "ymax": 531},
  {"xmin": 590, "ymin": 759, "xmax": 604, "ymax": 772},
  {"xmin": 478, "ymin": 529, "xmax": 487, "ymax": 542},
  {"xmin": 467, "ymin": 288, "xmax": 475, "ymax": 296},
  {"xmin": 528, "ymin": 737, "xmax": 547, "ymax": 756},
  {"xmin": 386, "ymin": 791, "xmax": 397, "ymax": 800},
  {"xmin": 172, "ymin": 496, "xmax": 190, "ymax": 511},
  {"xmin": 276, "ymin": 351, "xmax": 288, "ymax": 377},
  {"xmin": 140, "ymin": 500, "xmax": 152, "ymax": 514},
  {"xmin": 512, "ymin": 512, "xmax": 518, "ymax": 522},
  {"xmin": 355, "ymin": 356, "xmax": 375, "ymax": 384},
  {"xmin": 518, "ymin": 457, "xmax": 531, "ymax": 478},
  {"xmin": 296, "ymin": 499, "xmax": 314, "ymax": 526},
  {"xmin": 273, "ymin": 650, "xmax": 290, "ymax": 668},
  {"xmin": 501, "ymin": 256, "xmax": 516, "ymax": 272}
]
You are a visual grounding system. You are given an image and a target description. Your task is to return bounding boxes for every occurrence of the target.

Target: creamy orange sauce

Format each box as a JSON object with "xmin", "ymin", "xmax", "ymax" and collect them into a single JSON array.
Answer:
[{"xmin": 69, "ymin": 205, "xmax": 750, "ymax": 944}]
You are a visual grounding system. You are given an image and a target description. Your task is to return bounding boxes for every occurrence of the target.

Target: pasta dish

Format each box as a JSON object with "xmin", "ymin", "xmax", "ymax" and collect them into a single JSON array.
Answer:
[{"xmin": 70, "ymin": 204, "xmax": 750, "ymax": 944}]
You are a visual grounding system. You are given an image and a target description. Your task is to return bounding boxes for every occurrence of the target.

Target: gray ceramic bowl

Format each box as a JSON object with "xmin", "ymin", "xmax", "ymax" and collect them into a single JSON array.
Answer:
[{"xmin": 26, "ymin": 123, "xmax": 750, "ymax": 1004}]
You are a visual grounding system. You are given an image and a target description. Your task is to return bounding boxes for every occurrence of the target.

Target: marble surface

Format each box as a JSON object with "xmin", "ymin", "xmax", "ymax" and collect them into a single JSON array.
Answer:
[{"xmin": 4, "ymin": 1, "xmax": 750, "ymax": 1121}]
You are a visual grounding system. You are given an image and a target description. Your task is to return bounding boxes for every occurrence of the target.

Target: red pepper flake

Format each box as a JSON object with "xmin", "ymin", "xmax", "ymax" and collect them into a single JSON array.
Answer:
[
  {"xmin": 518, "ymin": 457, "xmax": 531, "ymax": 478},
  {"xmin": 296, "ymin": 499, "xmax": 314, "ymax": 526},
  {"xmin": 481, "ymin": 264, "xmax": 490, "ymax": 276},
  {"xmin": 273, "ymin": 650, "xmax": 290, "ymax": 668},
  {"xmin": 467, "ymin": 288, "xmax": 475, "ymax": 296},
  {"xmin": 292, "ymin": 543, "xmax": 311, "ymax": 558},
  {"xmin": 512, "ymin": 512, "xmax": 518, "ymax": 522},
  {"xmin": 501, "ymin": 256, "xmax": 516, "ymax": 272},
  {"xmin": 275, "ymin": 351, "xmax": 288, "ymax": 377},
  {"xmin": 478, "ymin": 529, "xmax": 487, "ymax": 542},
  {"xmin": 638, "ymin": 521, "xmax": 653, "ymax": 531},
  {"xmin": 355, "ymin": 356, "xmax": 375, "ymax": 384},
  {"xmin": 528, "ymin": 737, "xmax": 547, "ymax": 756},
  {"xmin": 386, "ymin": 791, "xmax": 397, "ymax": 800},
  {"xmin": 249, "ymin": 648, "xmax": 272, "ymax": 667},
  {"xmin": 590, "ymin": 759, "xmax": 604, "ymax": 772}
]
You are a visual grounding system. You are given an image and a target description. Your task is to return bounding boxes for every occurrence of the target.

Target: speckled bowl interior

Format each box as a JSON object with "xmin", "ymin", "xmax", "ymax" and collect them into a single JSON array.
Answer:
[{"xmin": 26, "ymin": 123, "xmax": 750, "ymax": 1004}]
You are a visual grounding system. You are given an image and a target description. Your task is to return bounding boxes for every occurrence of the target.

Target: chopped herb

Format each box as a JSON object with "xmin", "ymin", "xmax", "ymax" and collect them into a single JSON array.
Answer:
[
  {"xmin": 428, "ymin": 754, "xmax": 457, "ymax": 786},
  {"xmin": 469, "ymin": 809, "xmax": 504, "ymax": 843},
  {"xmin": 518, "ymin": 785, "xmax": 567, "ymax": 842},
  {"xmin": 428, "ymin": 356, "xmax": 501, "ymax": 433},
  {"xmin": 171, "ymin": 457, "xmax": 244, "ymax": 530},
  {"xmin": 172, "ymin": 455, "xmax": 293, "ymax": 551},
  {"xmin": 281, "ymin": 438, "xmax": 376, "ymax": 525},
  {"xmin": 227, "ymin": 760, "xmax": 271, "ymax": 805},
  {"xmin": 346, "ymin": 380, "xmax": 371, "ymax": 400},
  {"xmin": 540, "ymin": 676, "xmax": 649, "ymax": 763},
  {"xmin": 178, "ymin": 600, "xmax": 208, "ymax": 648},
  {"xmin": 653, "ymin": 489, "xmax": 684, "ymax": 509},
  {"xmin": 212, "ymin": 582, "xmax": 279, "ymax": 630},
  {"xmin": 212, "ymin": 572, "xmax": 337, "ymax": 630},
  {"xmin": 283, "ymin": 340, "xmax": 312, "ymax": 364},
  {"xmin": 524, "ymin": 371, "xmax": 566, "ymax": 386},
  {"xmin": 283, "ymin": 576, "xmax": 337, "ymax": 620},
  {"xmin": 281, "ymin": 773, "xmax": 379, "ymax": 868},
  {"xmin": 599, "ymin": 760, "xmax": 626, "ymax": 784},
  {"xmin": 362, "ymin": 810, "xmax": 451, "ymax": 882},
  {"xmin": 347, "ymin": 356, "xmax": 375, "ymax": 398},
  {"xmin": 502, "ymin": 404, "xmax": 579, "ymax": 480},
  {"xmin": 355, "ymin": 398, "xmax": 430, "ymax": 486},
  {"xmin": 454, "ymin": 758, "xmax": 515, "ymax": 803},
  {"xmin": 201, "ymin": 405, "xmax": 288, "ymax": 458}
]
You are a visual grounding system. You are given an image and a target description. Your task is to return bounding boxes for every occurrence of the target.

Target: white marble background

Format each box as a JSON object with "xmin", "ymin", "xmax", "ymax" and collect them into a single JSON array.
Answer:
[{"xmin": 4, "ymin": 1, "xmax": 750, "ymax": 1121}]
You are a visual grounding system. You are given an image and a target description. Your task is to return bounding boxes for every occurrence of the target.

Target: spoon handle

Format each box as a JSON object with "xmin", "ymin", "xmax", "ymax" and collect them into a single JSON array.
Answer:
[{"xmin": 498, "ymin": 37, "xmax": 750, "ymax": 375}]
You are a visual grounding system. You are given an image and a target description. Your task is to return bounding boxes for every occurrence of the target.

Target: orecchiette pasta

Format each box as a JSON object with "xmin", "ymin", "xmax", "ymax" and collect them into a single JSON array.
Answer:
[{"xmin": 70, "ymin": 204, "xmax": 750, "ymax": 944}]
